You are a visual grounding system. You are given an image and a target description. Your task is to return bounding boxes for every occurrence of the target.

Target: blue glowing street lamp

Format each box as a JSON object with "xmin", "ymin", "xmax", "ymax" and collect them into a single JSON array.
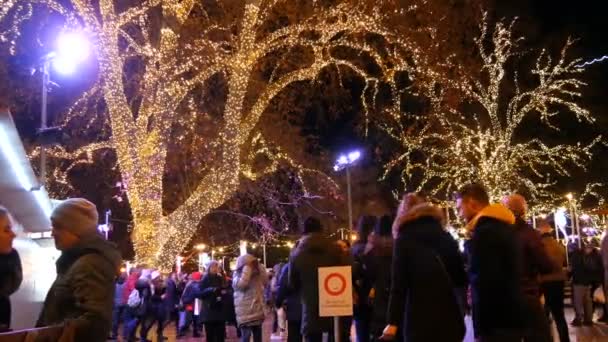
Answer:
[
  {"xmin": 334, "ymin": 150, "xmax": 361, "ymax": 240},
  {"xmin": 39, "ymin": 31, "xmax": 91, "ymax": 185}
]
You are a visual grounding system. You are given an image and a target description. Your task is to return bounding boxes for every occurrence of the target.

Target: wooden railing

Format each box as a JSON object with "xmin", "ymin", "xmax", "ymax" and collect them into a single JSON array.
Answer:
[{"xmin": 0, "ymin": 325, "xmax": 64, "ymax": 342}]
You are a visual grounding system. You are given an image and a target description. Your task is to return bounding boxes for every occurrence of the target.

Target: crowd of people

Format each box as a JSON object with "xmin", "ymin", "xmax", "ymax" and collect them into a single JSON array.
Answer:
[{"xmin": 3, "ymin": 183, "xmax": 608, "ymax": 341}]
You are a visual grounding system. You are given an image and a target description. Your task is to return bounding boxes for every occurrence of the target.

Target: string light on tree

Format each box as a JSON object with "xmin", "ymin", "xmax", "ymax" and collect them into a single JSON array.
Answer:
[
  {"xmin": 382, "ymin": 14, "xmax": 604, "ymax": 207},
  {"xmin": 2, "ymin": 0, "xmax": 452, "ymax": 270}
]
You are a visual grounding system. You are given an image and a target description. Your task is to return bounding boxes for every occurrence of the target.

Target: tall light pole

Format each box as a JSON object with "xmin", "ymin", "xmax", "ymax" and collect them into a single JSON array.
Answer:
[
  {"xmin": 566, "ymin": 193, "xmax": 581, "ymax": 249},
  {"xmin": 334, "ymin": 150, "xmax": 361, "ymax": 240},
  {"xmin": 38, "ymin": 31, "xmax": 91, "ymax": 186}
]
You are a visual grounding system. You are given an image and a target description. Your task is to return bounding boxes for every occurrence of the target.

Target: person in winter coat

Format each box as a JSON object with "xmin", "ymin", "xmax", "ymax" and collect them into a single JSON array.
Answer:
[
  {"xmin": 178, "ymin": 271, "xmax": 203, "ymax": 338},
  {"xmin": 164, "ymin": 272, "xmax": 180, "ymax": 336},
  {"xmin": 36, "ymin": 198, "xmax": 122, "ymax": 342},
  {"xmin": 124, "ymin": 269, "xmax": 153, "ymax": 341},
  {"xmin": 109, "ymin": 272, "xmax": 128, "ymax": 339},
  {"xmin": 140, "ymin": 271, "xmax": 167, "ymax": 341},
  {"xmin": 121, "ymin": 267, "xmax": 141, "ymax": 338},
  {"xmin": 362, "ymin": 215, "xmax": 395, "ymax": 341},
  {"xmin": 289, "ymin": 217, "xmax": 352, "ymax": 342},
  {"xmin": 455, "ymin": 183, "xmax": 524, "ymax": 341},
  {"xmin": 200, "ymin": 260, "xmax": 228, "ymax": 342},
  {"xmin": 352, "ymin": 215, "xmax": 376, "ymax": 342},
  {"xmin": 382, "ymin": 194, "xmax": 465, "ymax": 342},
  {"xmin": 233, "ymin": 253, "xmax": 269, "ymax": 342},
  {"xmin": 503, "ymin": 194, "xmax": 555, "ymax": 342},
  {"xmin": 0, "ymin": 207, "xmax": 22, "ymax": 333},
  {"xmin": 276, "ymin": 262, "xmax": 302, "ymax": 342},
  {"xmin": 538, "ymin": 219, "xmax": 570, "ymax": 342},
  {"xmin": 570, "ymin": 243, "xmax": 603, "ymax": 326}
]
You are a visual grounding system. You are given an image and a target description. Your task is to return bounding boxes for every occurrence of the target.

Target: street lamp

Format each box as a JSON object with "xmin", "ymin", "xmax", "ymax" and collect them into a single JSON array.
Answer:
[
  {"xmin": 39, "ymin": 31, "xmax": 91, "ymax": 186},
  {"xmin": 566, "ymin": 193, "xmax": 581, "ymax": 248},
  {"xmin": 334, "ymin": 150, "xmax": 361, "ymax": 240}
]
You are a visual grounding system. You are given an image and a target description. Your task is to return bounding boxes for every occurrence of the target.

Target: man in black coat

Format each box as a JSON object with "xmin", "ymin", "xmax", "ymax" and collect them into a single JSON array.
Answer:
[
  {"xmin": 288, "ymin": 217, "xmax": 351, "ymax": 342},
  {"xmin": 503, "ymin": 194, "xmax": 555, "ymax": 342},
  {"xmin": 456, "ymin": 184, "xmax": 524, "ymax": 342}
]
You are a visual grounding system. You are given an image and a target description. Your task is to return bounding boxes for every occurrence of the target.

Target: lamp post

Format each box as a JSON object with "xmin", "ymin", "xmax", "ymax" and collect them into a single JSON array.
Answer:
[
  {"xmin": 39, "ymin": 31, "xmax": 90, "ymax": 185},
  {"xmin": 566, "ymin": 193, "xmax": 581, "ymax": 249},
  {"xmin": 334, "ymin": 150, "xmax": 361, "ymax": 240}
]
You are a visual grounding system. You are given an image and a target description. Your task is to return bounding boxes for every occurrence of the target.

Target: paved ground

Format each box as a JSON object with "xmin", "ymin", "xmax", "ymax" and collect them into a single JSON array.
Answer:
[{"xmin": 116, "ymin": 308, "xmax": 608, "ymax": 342}]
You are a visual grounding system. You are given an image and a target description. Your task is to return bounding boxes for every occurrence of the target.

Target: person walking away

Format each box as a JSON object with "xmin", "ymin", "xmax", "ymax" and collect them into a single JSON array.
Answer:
[
  {"xmin": 0, "ymin": 207, "xmax": 22, "ymax": 333},
  {"xmin": 270, "ymin": 262, "xmax": 285, "ymax": 337},
  {"xmin": 361, "ymin": 215, "xmax": 396, "ymax": 341},
  {"xmin": 288, "ymin": 217, "xmax": 352, "ymax": 342},
  {"xmin": 381, "ymin": 194, "xmax": 465, "ymax": 342},
  {"xmin": 455, "ymin": 184, "xmax": 524, "ymax": 341},
  {"xmin": 125, "ymin": 269, "xmax": 153, "ymax": 341},
  {"xmin": 538, "ymin": 219, "xmax": 570, "ymax": 342},
  {"xmin": 276, "ymin": 262, "xmax": 302, "ymax": 342},
  {"xmin": 178, "ymin": 271, "xmax": 203, "ymax": 337},
  {"xmin": 164, "ymin": 272, "xmax": 180, "ymax": 336},
  {"xmin": 36, "ymin": 198, "xmax": 122, "ymax": 342},
  {"xmin": 570, "ymin": 243, "xmax": 603, "ymax": 326},
  {"xmin": 233, "ymin": 254, "xmax": 269, "ymax": 342},
  {"xmin": 200, "ymin": 260, "xmax": 228, "ymax": 342},
  {"xmin": 140, "ymin": 271, "xmax": 167, "ymax": 341},
  {"xmin": 109, "ymin": 272, "xmax": 128, "ymax": 340},
  {"xmin": 352, "ymin": 216, "xmax": 376, "ymax": 342},
  {"xmin": 503, "ymin": 194, "xmax": 555, "ymax": 342}
]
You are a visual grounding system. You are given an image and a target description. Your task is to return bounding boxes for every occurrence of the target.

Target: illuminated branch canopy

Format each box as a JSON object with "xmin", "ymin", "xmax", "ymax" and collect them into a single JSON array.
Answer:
[{"xmin": 382, "ymin": 15, "xmax": 603, "ymax": 206}]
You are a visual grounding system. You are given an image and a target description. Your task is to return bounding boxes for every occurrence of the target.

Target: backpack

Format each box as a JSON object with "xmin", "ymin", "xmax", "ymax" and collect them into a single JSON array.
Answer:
[{"xmin": 127, "ymin": 288, "xmax": 142, "ymax": 308}]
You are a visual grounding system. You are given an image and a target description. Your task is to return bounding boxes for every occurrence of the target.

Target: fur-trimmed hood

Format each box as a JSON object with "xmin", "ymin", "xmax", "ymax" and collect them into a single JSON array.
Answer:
[
  {"xmin": 392, "ymin": 203, "xmax": 445, "ymax": 239},
  {"xmin": 465, "ymin": 203, "xmax": 515, "ymax": 231}
]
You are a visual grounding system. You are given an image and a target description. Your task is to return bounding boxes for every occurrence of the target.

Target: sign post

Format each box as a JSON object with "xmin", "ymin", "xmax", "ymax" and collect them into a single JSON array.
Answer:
[{"xmin": 318, "ymin": 266, "xmax": 353, "ymax": 342}]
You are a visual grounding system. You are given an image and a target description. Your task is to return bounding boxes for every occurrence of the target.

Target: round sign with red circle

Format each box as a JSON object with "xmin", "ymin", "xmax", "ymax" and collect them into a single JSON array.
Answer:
[{"xmin": 324, "ymin": 272, "xmax": 347, "ymax": 296}]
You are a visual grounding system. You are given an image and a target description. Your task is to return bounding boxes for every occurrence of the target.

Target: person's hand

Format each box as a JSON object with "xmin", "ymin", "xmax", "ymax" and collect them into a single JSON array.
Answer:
[{"xmin": 379, "ymin": 325, "xmax": 397, "ymax": 340}]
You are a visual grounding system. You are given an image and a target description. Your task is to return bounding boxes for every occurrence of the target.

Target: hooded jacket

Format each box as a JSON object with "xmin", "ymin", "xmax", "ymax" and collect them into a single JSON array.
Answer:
[
  {"xmin": 466, "ymin": 204, "xmax": 525, "ymax": 338},
  {"xmin": 200, "ymin": 272, "xmax": 229, "ymax": 322},
  {"xmin": 36, "ymin": 235, "xmax": 121, "ymax": 342},
  {"xmin": 232, "ymin": 254, "xmax": 268, "ymax": 326},
  {"xmin": 288, "ymin": 232, "xmax": 351, "ymax": 335},
  {"xmin": 387, "ymin": 204, "xmax": 466, "ymax": 342}
]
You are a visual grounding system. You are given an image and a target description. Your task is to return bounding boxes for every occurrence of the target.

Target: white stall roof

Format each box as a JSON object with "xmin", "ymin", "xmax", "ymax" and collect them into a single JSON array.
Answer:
[{"xmin": 0, "ymin": 108, "xmax": 52, "ymax": 232}]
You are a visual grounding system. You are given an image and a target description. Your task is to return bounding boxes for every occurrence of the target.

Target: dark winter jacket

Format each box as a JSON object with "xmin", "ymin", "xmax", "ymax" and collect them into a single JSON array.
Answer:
[
  {"xmin": 200, "ymin": 273, "xmax": 228, "ymax": 322},
  {"xmin": 387, "ymin": 204, "xmax": 466, "ymax": 342},
  {"xmin": 512, "ymin": 218, "xmax": 555, "ymax": 296},
  {"xmin": 0, "ymin": 249, "xmax": 22, "ymax": 330},
  {"xmin": 351, "ymin": 240, "xmax": 372, "ymax": 319},
  {"xmin": 362, "ymin": 234, "xmax": 393, "ymax": 336},
  {"xmin": 276, "ymin": 263, "xmax": 302, "ymax": 321},
  {"xmin": 571, "ymin": 248, "xmax": 603, "ymax": 285},
  {"xmin": 164, "ymin": 277, "xmax": 178, "ymax": 311},
  {"xmin": 36, "ymin": 235, "xmax": 121, "ymax": 342},
  {"xmin": 114, "ymin": 278, "xmax": 127, "ymax": 307},
  {"xmin": 466, "ymin": 204, "xmax": 524, "ymax": 338},
  {"xmin": 539, "ymin": 233, "xmax": 568, "ymax": 283},
  {"xmin": 181, "ymin": 281, "xmax": 202, "ymax": 307},
  {"xmin": 289, "ymin": 233, "xmax": 351, "ymax": 335}
]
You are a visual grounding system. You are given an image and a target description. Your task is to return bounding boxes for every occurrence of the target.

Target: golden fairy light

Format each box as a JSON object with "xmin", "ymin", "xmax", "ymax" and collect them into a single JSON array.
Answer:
[
  {"xmin": 2, "ymin": 0, "xmax": 447, "ymax": 270},
  {"xmin": 382, "ymin": 15, "xmax": 603, "ymax": 206}
]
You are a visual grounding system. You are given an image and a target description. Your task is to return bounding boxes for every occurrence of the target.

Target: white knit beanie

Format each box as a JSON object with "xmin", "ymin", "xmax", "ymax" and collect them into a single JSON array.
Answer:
[{"xmin": 51, "ymin": 198, "xmax": 99, "ymax": 237}]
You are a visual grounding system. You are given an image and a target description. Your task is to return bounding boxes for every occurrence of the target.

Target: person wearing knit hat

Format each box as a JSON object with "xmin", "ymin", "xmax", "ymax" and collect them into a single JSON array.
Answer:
[
  {"xmin": 50, "ymin": 198, "xmax": 100, "ymax": 251},
  {"xmin": 37, "ymin": 198, "xmax": 121, "ymax": 342}
]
